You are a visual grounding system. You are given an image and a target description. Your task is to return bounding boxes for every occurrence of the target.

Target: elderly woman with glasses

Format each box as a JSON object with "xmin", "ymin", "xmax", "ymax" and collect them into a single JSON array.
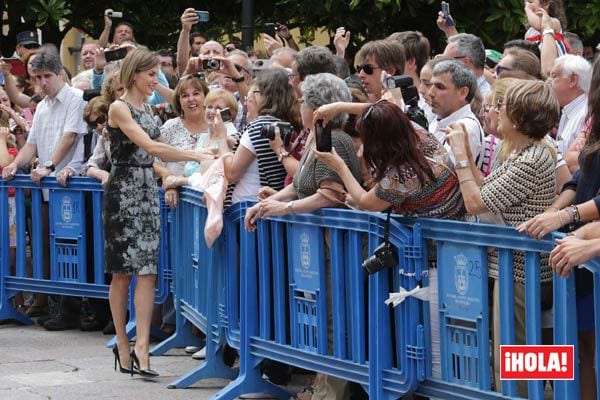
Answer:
[{"xmin": 445, "ymin": 79, "xmax": 560, "ymax": 396}]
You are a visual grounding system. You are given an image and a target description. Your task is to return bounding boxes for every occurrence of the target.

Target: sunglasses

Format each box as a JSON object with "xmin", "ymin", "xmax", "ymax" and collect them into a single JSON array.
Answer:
[
  {"xmin": 88, "ymin": 114, "xmax": 107, "ymax": 128},
  {"xmin": 355, "ymin": 64, "xmax": 381, "ymax": 75},
  {"xmin": 495, "ymin": 65, "xmax": 512, "ymax": 76}
]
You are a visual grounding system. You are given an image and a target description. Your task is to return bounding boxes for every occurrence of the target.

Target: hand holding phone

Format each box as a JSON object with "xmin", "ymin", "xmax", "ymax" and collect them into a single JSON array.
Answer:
[
  {"xmin": 195, "ymin": 10, "xmax": 209, "ymax": 23},
  {"xmin": 441, "ymin": 1, "xmax": 455, "ymax": 27}
]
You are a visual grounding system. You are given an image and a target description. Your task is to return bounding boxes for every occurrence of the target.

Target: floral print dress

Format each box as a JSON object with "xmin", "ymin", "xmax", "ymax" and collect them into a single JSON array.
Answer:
[{"xmin": 103, "ymin": 100, "xmax": 160, "ymax": 275}]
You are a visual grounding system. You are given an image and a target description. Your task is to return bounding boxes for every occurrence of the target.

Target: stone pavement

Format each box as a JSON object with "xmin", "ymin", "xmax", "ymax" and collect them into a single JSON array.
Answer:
[{"xmin": 0, "ymin": 321, "xmax": 230, "ymax": 400}]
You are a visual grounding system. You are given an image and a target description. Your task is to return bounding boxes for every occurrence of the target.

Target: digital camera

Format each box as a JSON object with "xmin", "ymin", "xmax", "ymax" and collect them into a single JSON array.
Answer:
[
  {"xmin": 202, "ymin": 58, "xmax": 221, "ymax": 70},
  {"xmin": 362, "ymin": 241, "xmax": 398, "ymax": 275},
  {"xmin": 260, "ymin": 122, "xmax": 293, "ymax": 146}
]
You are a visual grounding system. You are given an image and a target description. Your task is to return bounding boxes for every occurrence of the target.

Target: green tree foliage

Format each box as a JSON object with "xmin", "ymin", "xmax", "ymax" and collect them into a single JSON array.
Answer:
[{"xmin": 1, "ymin": 0, "xmax": 598, "ymax": 58}]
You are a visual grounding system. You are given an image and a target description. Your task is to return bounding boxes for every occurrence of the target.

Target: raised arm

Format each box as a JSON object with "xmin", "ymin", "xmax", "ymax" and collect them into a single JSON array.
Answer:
[{"xmin": 176, "ymin": 8, "xmax": 198, "ymax": 76}]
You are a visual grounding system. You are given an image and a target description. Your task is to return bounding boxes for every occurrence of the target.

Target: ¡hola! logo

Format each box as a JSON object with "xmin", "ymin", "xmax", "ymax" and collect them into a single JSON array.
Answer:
[{"xmin": 500, "ymin": 345, "xmax": 574, "ymax": 380}]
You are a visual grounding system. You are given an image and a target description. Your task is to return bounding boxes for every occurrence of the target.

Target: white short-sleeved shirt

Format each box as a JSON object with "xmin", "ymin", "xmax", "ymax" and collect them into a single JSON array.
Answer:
[
  {"xmin": 556, "ymin": 93, "xmax": 587, "ymax": 154},
  {"xmin": 231, "ymin": 130, "xmax": 261, "ymax": 203},
  {"xmin": 27, "ymin": 84, "xmax": 88, "ymax": 173}
]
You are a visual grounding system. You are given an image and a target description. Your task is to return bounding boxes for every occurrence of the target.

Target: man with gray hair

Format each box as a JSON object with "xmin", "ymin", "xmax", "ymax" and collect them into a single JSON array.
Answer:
[
  {"xmin": 289, "ymin": 46, "xmax": 338, "ymax": 99},
  {"xmin": 428, "ymin": 59, "xmax": 484, "ymax": 167},
  {"xmin": 2, "ymin": 50, "xmax": 87, "ymax": 330},
  {"xmin": 444, "ymin": 33, "xmax": 490, "ymax": 96},
  {"xmin": 547, "ymin": 54, "xmax": 591, "ymax": 154}
]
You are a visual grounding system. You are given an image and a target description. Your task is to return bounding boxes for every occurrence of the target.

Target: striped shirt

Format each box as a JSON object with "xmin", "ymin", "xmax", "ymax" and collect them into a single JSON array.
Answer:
[
  {"xmin": 556, "ymin": 93, "xmax": 587, "ymax": 154},
  {"xmin": 226, "ymin": 115, "xmax": 287, "ymax": 205}
]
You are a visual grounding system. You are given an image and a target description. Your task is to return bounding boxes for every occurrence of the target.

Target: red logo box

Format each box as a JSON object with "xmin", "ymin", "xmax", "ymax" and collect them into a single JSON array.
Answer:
[{"xmin": 500, "ymin": 345, "xmax": 574, "ymax": 380}]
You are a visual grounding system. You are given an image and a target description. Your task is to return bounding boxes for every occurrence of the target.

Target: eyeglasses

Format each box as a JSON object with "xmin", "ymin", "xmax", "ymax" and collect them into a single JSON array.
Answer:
[
  {"xmin": 22, "ymin": 43, "xmax": 40, "ymax": 50},
  {"xmin": 355, "ymin": 64, "xmax": 381, "ymax": 75},
  {"xmin": 495, "ymin": 65, "xmax": 512, "ymax": 76},
  {"xmin": 205, "ymin": 105, "xmax": 223, "ymax": 111},
  {"xmin": 88, "ymin": 114, "xmax": 107, "ymax": 129}
]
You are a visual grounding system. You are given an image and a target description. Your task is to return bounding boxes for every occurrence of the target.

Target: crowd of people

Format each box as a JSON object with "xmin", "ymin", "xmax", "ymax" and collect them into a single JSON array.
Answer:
[{"xmin": 1, "ymin": 0, "xmax": 600, "ymax": 398}]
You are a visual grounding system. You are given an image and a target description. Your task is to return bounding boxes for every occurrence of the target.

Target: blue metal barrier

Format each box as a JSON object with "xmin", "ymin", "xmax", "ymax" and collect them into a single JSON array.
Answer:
[
  {"xmin": 213, "ymin": 205, "xmax": 422, "ymax": 399},
  {"xmin": 0, "ymin": 176, "xmax": 171, "ymax": 342},
  {"xmin": 152, "ymin": 187, "xmax": 236, "ymax": 388},
  {"xmin": 396, "ymin": 217, "xmax": 586, "ymax": 400}
]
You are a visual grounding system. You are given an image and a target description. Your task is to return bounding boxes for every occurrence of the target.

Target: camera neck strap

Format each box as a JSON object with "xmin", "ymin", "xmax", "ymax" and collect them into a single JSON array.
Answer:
[{"xmin": 383, "ymin": 208, "xmax": 392, "ymax": 245}]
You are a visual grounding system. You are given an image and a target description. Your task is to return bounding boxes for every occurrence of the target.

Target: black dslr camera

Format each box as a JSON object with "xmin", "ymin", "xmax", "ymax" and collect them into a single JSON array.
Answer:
[
  {"xmin": 362, "ymin": 242, "xmax": 398, "ymax": 275},
  {"xmin": 260, "ymin": 122, "xmax": 293, "ymax": 146},
  {"xmin": 362, "ymin": 210, "xmax": 398, "ymax": 275},
  {"xmin": 202, "ymin": 58, "xmax": 221, "ymax": 70},
  {"xmin": 383, "ymin": 74, "xmax": 429, "ymax": 130}
]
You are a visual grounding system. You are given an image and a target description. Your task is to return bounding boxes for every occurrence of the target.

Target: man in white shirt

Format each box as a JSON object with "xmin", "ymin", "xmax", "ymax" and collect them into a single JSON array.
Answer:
[
  {"xmin": 444, "ymin": 33, "xmax": 490, "ymax": 97},
  {"xmin": 547, "ymin": 54, "xmax": 591, "ymax": 154},
  {"xmin": 428, "ymin": 59, "xmax": 484, "ymax": 167},
  {"xmin": 3, "ymin": 50, "xmax": 87, "ymax": 183},
  {"xmin": 2, "ymin": 50, "xmax": 88, "ymax": 330}
]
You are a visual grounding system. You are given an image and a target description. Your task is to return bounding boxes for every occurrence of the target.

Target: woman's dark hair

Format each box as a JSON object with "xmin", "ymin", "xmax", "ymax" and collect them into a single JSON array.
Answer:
[
  {"xmin": 357, "ymin": 100, "xmax": 435, "ymax": 184},
  {"xmin": 255, "ymin": 68, "xmax": 301, "ymax": 128},
  {"xmin": 583, "ymin": 56, "xmax": 600, "ymax": 175}
]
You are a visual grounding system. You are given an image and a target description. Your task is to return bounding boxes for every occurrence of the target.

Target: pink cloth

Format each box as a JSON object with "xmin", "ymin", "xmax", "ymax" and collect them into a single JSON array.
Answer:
[{"xmin": 188, "ymin": 158, "xmax": 228, "ymax": 247}]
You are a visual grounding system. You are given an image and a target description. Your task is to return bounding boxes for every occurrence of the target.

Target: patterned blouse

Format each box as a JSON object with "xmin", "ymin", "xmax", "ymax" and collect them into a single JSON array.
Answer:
[
  {"xmin": 481, "ymin": 141, "xmax": 556, "ymax": 284},
  {"xmin": 375, "ymin": 133, "xmax": 465, "ymax": 220},
  {"xmin": 158, "ymin": 117, "xmax": 207, "ymax": 176}
]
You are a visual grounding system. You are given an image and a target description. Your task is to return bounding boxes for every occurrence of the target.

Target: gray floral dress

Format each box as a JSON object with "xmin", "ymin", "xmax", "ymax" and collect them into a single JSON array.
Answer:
[{"xmin": 103, "ymin": 100, "xmax": 160, "ymax": 275}]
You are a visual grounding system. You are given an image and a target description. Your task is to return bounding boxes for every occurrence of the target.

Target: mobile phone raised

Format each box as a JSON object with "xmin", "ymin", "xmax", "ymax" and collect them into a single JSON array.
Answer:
[
  {"xmin": 104, "ymin": 47, "xmax": 128, "ymax": 62},
  {"xmin": 264, "ymin": 23, "xmax": 277, "ymax": 38},
  {"xmin": 441, "ymin": 1, "xmax": 455, "ymax": 27},
  {"xmin": 195, "ymin": 10, "xmax": 209, "ymax": 23},
  {"xmin": 220, "ymin": 107, "xmax": 232, "ymax": 122},
  {"xmin": 315, "ymin": 120, "xmax": 332, "ymax": 153}
]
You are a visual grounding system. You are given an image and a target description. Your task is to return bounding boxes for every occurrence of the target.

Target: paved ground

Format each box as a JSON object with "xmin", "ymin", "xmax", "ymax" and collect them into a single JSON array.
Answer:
[{"xmin": 0, "ymin": 321, "xmax": 233, "ymax": 400}]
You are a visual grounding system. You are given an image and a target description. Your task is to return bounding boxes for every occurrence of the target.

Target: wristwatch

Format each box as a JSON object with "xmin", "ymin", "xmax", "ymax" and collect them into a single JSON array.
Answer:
[
  {"xmin": 231, "ymin": 75, "xmax": 245, "ymax": 83},
  {"xmin": 44, "ymin": 160, "xmax": 55, "ymax": 172},
  {"xmin": 277, "ymin": 149, "xmax": 290, "ymax": 163},
  {"xmin": 455, "ymin": 159, "xmax": 469, "ymax": 169}
]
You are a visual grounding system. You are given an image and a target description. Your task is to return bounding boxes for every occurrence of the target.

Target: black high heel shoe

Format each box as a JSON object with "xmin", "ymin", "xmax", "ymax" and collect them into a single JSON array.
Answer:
[
  {"xmin": 130, "ymin": 350, "xmax": 159, "ymax": 377},
  {"xmin": 112, "ymin": 346, "xmax": 137, "ymax": 374}
]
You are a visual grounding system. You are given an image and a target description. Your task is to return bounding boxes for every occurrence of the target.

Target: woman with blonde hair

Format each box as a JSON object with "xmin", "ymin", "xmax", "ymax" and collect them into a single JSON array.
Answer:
[{"xmin": 105, "ymin": 49, "xmax": 214, "ymax": 377}]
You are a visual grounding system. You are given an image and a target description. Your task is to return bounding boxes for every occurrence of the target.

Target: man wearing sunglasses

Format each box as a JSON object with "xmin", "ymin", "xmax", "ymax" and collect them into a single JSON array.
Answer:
[{"xmin": 355, "ymin": 39, "xmax": 406, "ymax": 102}]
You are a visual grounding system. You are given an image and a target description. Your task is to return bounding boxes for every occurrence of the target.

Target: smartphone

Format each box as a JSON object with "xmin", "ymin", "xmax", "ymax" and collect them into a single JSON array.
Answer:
[
  {"xmin": 195, "ymin": 10, "xmax": 209, "ymax": 23},
  {"xmin": 107, "ymin": 11, "xmax": 123, "ymax": 18},
  {"xmin": 441, "ymin": 1, "xmax": 455, "ymax": 27},
  {"xmin": 2, "ymin": 57, "xmax": 27, "ymax": 77},
  {"xmin": 264, "ymin": 23, "xmax": 277, "ymax": 38},
  {"xmin": 220, "ymin": 107, "xmax": 232, "ymax": 122},
  {"xmin": 315, "ymin": 120, "xmax": 332, "ymax": 152},
  {"xmin": 104, "ymin": 47, "xmax": 128, "ymax": 62}
]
